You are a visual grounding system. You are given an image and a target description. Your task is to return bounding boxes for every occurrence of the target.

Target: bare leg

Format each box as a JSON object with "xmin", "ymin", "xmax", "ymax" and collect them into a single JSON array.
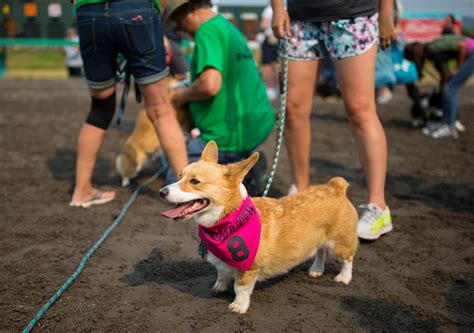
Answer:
[
  {"xmin": 71, "ymin": 86, "xmax": 116, "ymax": 204},
  {"xmin": 284, "ymin": 59, "xmax": 321, "ymax": 192},
  {"xmin": 139, "ymin": 77, "xmax": 188, "ymax": 178},
  {"xmin": 335, "ymin": 46, "xmax": 387, "ymax": 208}
]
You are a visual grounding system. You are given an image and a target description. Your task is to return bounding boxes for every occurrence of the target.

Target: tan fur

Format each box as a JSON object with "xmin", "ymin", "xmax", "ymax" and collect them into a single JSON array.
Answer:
[
  {"xmin": 163, "ymin": 141, "xmax": 359, "ymax": 313},
  {"xmin": 116, "ymin": 79, "xmax": 193, "ymax": 186}
]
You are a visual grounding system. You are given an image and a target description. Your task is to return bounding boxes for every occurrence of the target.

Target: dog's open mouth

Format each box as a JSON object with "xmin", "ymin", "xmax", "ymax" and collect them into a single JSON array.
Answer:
[{"xmin": 161, "ymin": 199, "xmax": 210, "ymax": 220}]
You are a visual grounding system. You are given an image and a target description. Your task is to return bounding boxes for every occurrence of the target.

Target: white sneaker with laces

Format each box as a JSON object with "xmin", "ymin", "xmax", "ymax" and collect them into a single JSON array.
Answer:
[
  {"xmin": 428, "ymin": 124, "xmax": 458, "ymax": 139},
  {"xmin": 357, "ymin": 203, "xmax": 392, "ymax": 240}
]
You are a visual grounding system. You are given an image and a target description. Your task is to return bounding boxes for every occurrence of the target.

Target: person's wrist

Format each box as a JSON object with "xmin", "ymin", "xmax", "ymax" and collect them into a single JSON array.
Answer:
[
  {"xmin": 272, "ymin": 4, "xmax": 286, "ymax": 13},
  {"xmin": 379, "ymin": 12, "xmax": 392, "ymax": 22}
]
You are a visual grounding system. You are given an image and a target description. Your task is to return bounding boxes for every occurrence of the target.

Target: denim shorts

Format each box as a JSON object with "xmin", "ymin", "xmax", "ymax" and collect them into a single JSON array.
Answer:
[
  {"xmin": 77, "ymin": 1, "xmax": 169, "ymax": 89},
  {"xmin": 279, "ymin": 14, "xmax": 379, "ymax": 61}
]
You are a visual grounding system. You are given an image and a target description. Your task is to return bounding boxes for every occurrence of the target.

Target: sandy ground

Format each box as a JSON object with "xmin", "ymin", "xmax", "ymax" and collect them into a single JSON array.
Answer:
[{"xmin": 0, "ymin": 79, "xmax": 473, "ymax": 332}]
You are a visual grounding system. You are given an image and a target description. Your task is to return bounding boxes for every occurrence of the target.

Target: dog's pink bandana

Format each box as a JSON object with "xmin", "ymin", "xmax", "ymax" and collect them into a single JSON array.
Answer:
[{"xmin": 198, "ymin": 197, "xmax": 261, "ymax": 271}]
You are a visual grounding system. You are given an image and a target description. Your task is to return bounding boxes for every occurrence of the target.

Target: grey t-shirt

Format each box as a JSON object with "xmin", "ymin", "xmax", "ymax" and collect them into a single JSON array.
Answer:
[{"xmin": 288, "ymin": 0, "xmax": 378, "ymax": 22}]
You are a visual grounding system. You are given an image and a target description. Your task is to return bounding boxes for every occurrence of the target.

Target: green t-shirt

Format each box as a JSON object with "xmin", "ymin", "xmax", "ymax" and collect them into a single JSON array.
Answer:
[
  {"xmin": 427, "ymin": 35, "xmax": 465, "ymax": 56},
  {"xmin": 75, "ymin": 0, "xmax": 160, "ymax": 13},
  {"xmin": 426, "ymin": 35, "xmax": 465, "ymax": 70},
  {"xmin": 190, "ymin": 15, "xmax": 275, "ymax": 153}
]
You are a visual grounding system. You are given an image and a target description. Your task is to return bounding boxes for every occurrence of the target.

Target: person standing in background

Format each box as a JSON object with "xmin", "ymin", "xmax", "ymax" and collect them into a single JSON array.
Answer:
[
  {"xmin": 63, "ymin": 27, "xmax": 83, "ymax": 77},
  {"xmin": 260, "ymin": 3, "xmax": 279, "ymax": 101},
  {"xmin": 271, "ymin": 0, "xmax": 395, "ymax": 240},
  {"xmin": 69, "ymin": 0, "xmax": 188, "ymax": 207}
]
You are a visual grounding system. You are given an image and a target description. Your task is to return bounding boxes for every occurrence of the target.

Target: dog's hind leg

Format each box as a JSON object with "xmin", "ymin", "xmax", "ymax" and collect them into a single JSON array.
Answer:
[
  {"xmin": 309, "ymin": 246, "xmax": 326, "ymax": 278},
  {"xmin": 333, "ymin": 242, "xmax": 356, "ymax": 285},
  {"xmin": 228, "ymin": 270, "xmax": 257, "ymax": 314},
  {"xmin": 208, "ymin": 253, "xmax": 234, "ymax": 293}
]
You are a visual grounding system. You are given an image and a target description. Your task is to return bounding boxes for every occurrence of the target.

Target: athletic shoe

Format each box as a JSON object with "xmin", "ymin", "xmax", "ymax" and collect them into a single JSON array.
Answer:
[
  {"xmin": 425, "ymin": 124, "xmax": 458, "ymax": 139},
  {"xmin": 288, "ymin": 184, "xmax": 297, "ymax": 195},
  {"xmin": 357, "ymin": 203, "xmax": 392, "ymax": 240},
  {"xmin": 266, "ymin": 87, "xmax": 279, "ymax": 102},
  {"xmin": 455, "ymin": 120, "xmax": 466, "ymax": 132},
  {"xmin": 421, "ymin": 121, "xmax": 442, "ymax": 136},
  {"xmin": 376, "ymin": 89, "xmax": 393, "ymax": 105}
]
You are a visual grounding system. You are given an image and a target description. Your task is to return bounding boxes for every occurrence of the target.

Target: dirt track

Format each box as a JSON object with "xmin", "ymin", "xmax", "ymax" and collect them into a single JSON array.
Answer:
[{"xmin": 1, "ymin": 79, "xmax": 473, "ymax": 331}]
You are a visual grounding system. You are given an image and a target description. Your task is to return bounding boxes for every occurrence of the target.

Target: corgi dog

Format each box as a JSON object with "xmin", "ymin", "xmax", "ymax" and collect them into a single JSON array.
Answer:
[
  {"xmin": 159, "ymin": 141, "xmax": 358, "ymax": 314},
  {"xmin": 116, "ymin": 79, "xmax": 193, "ymax": 186}
]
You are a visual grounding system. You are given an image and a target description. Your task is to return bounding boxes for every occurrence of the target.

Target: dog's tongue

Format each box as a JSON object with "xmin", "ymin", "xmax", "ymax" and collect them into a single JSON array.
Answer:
[{"xmin": 161, "ymin": 203, "xmax": 192, "ymax": 219}]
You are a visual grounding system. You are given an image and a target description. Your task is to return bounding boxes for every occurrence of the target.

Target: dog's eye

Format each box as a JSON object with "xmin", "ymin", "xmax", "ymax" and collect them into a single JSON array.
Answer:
[{"xmin": 190, "ymin": 178, "xmax": 200, "ymax": 185}]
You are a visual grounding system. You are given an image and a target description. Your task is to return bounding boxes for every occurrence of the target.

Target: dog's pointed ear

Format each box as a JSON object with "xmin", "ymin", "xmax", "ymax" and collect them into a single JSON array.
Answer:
[
  {"xmin": 226, "ymin": 152, "xmax": 259, "ymax": 181},
  {"xmin": 200, "ymin": 140, "xmax": 218, "ymax": 163}
]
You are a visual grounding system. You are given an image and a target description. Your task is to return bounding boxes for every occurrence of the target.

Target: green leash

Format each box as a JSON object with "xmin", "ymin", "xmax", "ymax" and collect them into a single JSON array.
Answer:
[
  {"xmin": 261, "ymin": 35, "xmax": 289, "ymax": 197},
  {"xmin": 23, "ymin": 157, "xmax": 168, "ymax": 332}
]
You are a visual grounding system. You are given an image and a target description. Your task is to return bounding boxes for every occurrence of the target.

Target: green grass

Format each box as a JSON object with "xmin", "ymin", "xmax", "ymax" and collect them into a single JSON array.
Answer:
[{"xmin": 7, "ymin": 48, "xmax": 65, "ymax": 71}]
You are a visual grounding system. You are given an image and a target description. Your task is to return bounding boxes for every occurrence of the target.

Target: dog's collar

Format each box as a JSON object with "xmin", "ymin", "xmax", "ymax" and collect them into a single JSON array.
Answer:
[{"xmin": 198, "ymin": 197, "xmax": 261, "ymax": 270}]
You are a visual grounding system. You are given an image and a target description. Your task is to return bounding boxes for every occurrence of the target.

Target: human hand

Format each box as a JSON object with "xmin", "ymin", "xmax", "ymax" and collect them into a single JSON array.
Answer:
[
  {"xmin": 271, "ymin": 7, "xmax": 292, "ymax": 39},
  {"xmin": 378, "ymin": 14, "xmax": 395, "ymax": 50}
]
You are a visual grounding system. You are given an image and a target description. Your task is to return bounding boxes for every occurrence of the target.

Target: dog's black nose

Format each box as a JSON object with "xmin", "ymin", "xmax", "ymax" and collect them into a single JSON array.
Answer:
[{"xmin": 159, "ymin": 187, "xmax": 169, "ymax": 199}]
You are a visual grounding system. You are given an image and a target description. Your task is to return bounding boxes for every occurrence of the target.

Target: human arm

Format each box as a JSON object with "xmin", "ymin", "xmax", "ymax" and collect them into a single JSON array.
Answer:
[
  {"xmin": 270, "ymin": 0, "xmax": 292, "ymax": 39},
  {"xmin": 173, "ymin": 68, "xmax": 222, "ymax": 107},
  {"xmin": 378, "ymin": 0, "xmax": 395, "ymax": 49}
]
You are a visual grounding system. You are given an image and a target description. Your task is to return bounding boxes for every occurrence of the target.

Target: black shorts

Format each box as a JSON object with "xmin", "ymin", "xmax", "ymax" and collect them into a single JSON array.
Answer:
[{"xmin": 261, "ymin": 38, "xmax": 278, "ymax": 64}]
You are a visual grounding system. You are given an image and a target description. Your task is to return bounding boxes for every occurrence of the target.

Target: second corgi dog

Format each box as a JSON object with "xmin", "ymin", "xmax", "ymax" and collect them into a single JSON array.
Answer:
[
  {"xmin": 115, "ymin": 109, "xmax": 160, "ymax": 186},
  {"xmin": 159, "ymin": 141, "xmax": 358, "ymax": 314},
  {"xmin": 116, "ymin": 80, "xmax": 193, "ymax": 186}
]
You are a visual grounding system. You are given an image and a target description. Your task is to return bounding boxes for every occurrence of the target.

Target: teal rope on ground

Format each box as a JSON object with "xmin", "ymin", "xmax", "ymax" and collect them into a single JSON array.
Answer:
[
  {"xmin": 262, "ymin": 37, "xmax": 289, "ymax": 198},
  {"xmin": 23, "ymin": 157, "xmax": 168, "ymax": 333}
]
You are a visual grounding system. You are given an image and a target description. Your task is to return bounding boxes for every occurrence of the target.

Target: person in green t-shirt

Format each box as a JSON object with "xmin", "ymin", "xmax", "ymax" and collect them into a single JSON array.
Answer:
[
  {"xmin": 404, "ymin": 35, "xmax": 467, "ymax": 87},
  {"xmin": 164, "ymin": 0, "xmax": 276, "ymax": 190}
]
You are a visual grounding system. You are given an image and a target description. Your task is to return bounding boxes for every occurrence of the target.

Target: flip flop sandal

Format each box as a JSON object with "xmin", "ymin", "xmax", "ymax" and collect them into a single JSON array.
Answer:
[{"xmin": 69, "ymin": 190, "xmax": 114, "ymax": 208}]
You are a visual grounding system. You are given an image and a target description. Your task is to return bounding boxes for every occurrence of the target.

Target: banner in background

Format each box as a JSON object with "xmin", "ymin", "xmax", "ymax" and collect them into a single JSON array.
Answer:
[{"xmin": 400, "ymin": 13, "xmax": 462, "ymax": 42}]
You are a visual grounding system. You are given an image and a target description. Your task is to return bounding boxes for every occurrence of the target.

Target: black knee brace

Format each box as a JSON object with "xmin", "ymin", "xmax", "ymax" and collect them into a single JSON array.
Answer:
[{"xmin": 85, "ymin": 92, "xmax": 116, "ymax": 130}]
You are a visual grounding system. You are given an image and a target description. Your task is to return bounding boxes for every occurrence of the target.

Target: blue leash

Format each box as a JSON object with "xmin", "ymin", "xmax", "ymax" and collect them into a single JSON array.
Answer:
[{"xmin": 23, "ymin": 157, "xmax": 168, "ymax": 333}]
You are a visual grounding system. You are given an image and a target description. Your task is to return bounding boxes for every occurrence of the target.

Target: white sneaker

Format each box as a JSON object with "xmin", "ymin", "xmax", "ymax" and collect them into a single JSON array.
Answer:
[
  {"xmin": 426, "ymin": 124, "xmax": 458, "ymax": 139},
  {"xmin": 266, "ymin": 87, "xmax": 279, "ymax": 101},
  {"xmin": 357, "ymin": 203, "xmax": 392, "ymax": 240},
  {"xmin": 288, "ymin": 184, "xmax": 298, "ymax": 195},
  {"xmin": 455, "ymin": 120, "xmax": 466, "ymax": 132},
  {"xmin": 376, "ymin": 89, "xmax": 393, "ymax": 105},
  {"xmin": 421, "ymin": 121, "xmax": 442, "ymax": 135}
]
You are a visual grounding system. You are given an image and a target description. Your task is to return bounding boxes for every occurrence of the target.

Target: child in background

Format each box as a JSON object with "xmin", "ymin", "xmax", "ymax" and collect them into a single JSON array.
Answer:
[{"xmin": 63, "ymin": 27, "xmax": 83, "ymax": 77}]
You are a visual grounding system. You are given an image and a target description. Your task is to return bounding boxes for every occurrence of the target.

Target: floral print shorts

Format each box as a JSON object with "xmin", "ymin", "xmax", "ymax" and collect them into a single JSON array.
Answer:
[{"xmin": 279, "ymin": 14, "xmax": 379, "ymax": 61}]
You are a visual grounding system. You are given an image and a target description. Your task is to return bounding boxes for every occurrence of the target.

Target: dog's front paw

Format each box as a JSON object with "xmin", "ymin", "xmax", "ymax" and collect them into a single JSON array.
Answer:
[
  {"xmin": 212, "ymin": 280, "xmax": 229, "ymax": 294},
  {"xmin": 228, "ymin": 300, "xmax": 249, "ymax": 314},
  {"xmin": 334, "ymin": 273, "xmax": 351, "ymax": 285}
]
